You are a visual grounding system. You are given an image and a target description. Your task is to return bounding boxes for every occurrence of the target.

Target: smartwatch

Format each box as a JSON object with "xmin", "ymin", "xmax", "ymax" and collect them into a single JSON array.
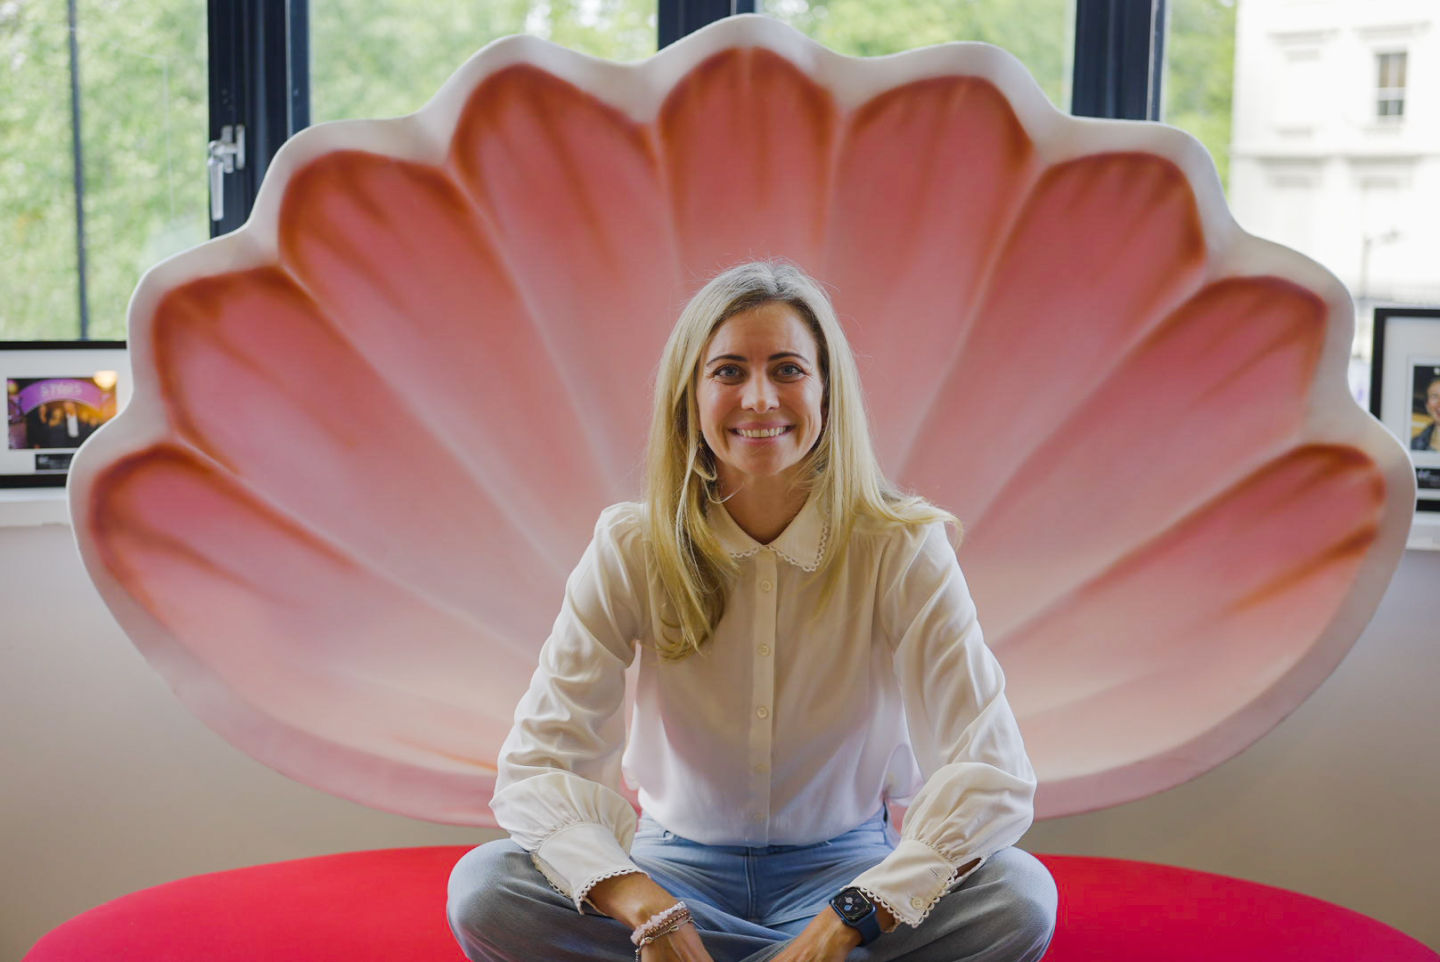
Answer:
[{"xmin": 829, "ymin": 886, "xmax": 882, "ymax": 945}]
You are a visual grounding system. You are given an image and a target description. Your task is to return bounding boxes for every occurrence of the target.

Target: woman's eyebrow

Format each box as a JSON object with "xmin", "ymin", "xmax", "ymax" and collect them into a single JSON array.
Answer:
[{"xmin": 705, "ymin": 351, "xmax": 810, "ymax": 367}]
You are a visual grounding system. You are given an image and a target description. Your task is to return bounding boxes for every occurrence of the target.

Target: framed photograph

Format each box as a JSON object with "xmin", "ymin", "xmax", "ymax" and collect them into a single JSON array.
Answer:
[
  {"xmin": 1371, "ymin": 308, "xmax": 1440, "ymax": 513},
  {"xmin": 3, "ymin": 341, "xmax": 130, "ymax": 488}
]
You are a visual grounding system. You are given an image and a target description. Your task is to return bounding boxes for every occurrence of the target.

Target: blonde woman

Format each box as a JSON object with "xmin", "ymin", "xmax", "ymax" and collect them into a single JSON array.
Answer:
[{"xmin": 447, "ymin": 261, "xmax": 1056, "ymax": 962}]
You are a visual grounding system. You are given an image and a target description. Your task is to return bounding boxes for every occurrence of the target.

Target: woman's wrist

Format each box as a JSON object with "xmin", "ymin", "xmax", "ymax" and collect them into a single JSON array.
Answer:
[
  {"xmin": 822, "ymin": 909, "xmax": 864, "ymax": 948},
  {"xmin": 587, "ymin": 872, "xmax": 680, "ymax": 929},
  {"xmin": 632, "ymin": 901, "xmax": 694, "ymax": 950}
]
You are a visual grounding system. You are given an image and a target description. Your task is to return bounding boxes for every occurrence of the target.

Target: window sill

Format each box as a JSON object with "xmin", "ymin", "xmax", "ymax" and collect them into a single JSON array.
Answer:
[
  {"xmin": 1408, "ymin": 514, "xmax": 1440, "ymax": 552},
  {"xmin": 0, "ymin": 488, "xmax": 70, "ymax": 528}
]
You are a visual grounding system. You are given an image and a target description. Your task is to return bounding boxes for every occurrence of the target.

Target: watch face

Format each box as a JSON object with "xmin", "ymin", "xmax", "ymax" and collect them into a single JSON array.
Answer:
[{"xmin": 833, "ymin": 887, "xmax": 873, "ymax": 923}]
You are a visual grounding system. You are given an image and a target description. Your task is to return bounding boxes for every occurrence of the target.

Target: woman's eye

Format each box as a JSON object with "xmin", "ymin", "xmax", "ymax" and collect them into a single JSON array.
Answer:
[
  {"xmin": 778, "ymin": 363, "xmax": 805, "ymax": 378},
  {"xmin": 713, "ymin": 364, "xmax": 742, "ymax": 379}
]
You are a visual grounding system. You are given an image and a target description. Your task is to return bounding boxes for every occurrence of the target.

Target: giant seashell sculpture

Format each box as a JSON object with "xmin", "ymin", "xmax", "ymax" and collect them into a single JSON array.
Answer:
[{"xmin": 69, "ymin": 15, "xmax": 1414, "ymax": 825}]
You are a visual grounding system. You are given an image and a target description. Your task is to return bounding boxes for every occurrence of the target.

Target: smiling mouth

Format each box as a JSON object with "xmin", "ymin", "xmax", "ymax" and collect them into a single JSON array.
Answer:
[{"xmin": 732, "ymin": 426, "xmax": 793, "ymax": 439}]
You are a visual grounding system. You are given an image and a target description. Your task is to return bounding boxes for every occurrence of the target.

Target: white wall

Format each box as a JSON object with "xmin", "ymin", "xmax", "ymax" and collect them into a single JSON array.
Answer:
[
  {"xmin": 0, "ymin": 520, "xmax": 488, "ymax": 961},
  {"xmin": 3, "ymin": 520, "xmax": 1438, "ymax": 958}
]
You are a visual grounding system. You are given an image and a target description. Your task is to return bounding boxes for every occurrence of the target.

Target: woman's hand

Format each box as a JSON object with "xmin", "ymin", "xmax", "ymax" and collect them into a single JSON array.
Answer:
[
  {"xmin": 639, "ymin": 922, "xmax": 715, "ymax": 961},
  {"xmin": 768, "ymin": 909, "xmax": 863, "ymax": 962},
  {"xmin": 770, "ymin": 903, "xmax": 898, "ymax": 962},
  {"xmin": 587, "ymin": 873, "xmax": 717, "ymax": 962}
]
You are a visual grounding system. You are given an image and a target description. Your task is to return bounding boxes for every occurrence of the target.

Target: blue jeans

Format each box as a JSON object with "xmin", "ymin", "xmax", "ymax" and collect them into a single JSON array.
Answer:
[{"xmin": 447, "ymin": 811, "xmax": 1056, "ymax": 961}]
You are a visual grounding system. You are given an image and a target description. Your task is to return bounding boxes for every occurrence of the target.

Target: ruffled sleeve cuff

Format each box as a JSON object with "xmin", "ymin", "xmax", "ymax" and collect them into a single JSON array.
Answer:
[
  {"xmin": 848, "ymin": 839, "xmax": 984, "ymax": 928},
  {"xmin": 532, "ymin": 821, "xmax": 645, "ymax": 911}
]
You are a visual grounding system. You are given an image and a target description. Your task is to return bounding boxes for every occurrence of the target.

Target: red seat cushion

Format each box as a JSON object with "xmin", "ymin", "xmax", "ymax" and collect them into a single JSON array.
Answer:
[
  {"xmin": 24, "ymin": 848, "xmax": 1437, "ymax": 961},
  {"xmin": 1041, "ymin": 854, "xmax": 1437, "ymax": 961},
  {"xmin": 25, "ymin": 847, "xmax": 468, "ymax": 962}
]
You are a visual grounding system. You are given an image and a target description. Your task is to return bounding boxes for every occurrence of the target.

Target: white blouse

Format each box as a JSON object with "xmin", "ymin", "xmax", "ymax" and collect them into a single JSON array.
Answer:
[{"xmin": 489, "ymin": 493, "xmax": 1036, "ymax": 928}]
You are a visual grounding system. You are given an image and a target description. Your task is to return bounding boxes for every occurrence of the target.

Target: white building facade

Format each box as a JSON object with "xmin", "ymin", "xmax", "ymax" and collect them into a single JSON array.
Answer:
[{"xmin": 1229, "ymin": 0, "xmax": 1440, "ymax": 361}]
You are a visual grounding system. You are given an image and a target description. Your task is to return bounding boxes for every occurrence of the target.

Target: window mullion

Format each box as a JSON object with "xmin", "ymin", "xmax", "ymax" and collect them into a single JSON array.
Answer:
[
  {"xmin": 659, "ymin": 0, "xmax": 756, "ymax": 50},
  {"xmin": 66, "ymin": 0, "xmax": 91, "ymax": 338},
  {"xmin": 207, "ymin": 0, "xmax": 310, "ymax": 237},
  {"xmin": 1072, "ymin": 0, "xmax": 1166, "ymax": 120}
]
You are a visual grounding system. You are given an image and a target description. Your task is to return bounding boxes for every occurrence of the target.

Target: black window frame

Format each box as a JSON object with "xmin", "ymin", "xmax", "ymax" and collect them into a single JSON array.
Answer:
[
  {"xmin": 30, "ymin": 0, "xmax": 1166, "ymax": 343},
  {"xmin": 1071, "ymin": 0, "xmax": 1166, "ymax": 121},
  {"xmin": 208, "ymin": 0, "xmax": 310, "ymax": 238}
]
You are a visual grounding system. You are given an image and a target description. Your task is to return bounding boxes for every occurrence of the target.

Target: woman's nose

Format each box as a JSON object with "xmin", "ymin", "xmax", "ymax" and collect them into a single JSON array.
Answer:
[{"xmin": 743, "ymin": 376, "xmax": 778, "ymax": 411}]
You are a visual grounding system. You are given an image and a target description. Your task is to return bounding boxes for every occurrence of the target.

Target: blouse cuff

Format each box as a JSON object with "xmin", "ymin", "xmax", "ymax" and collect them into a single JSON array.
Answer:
[
  {"xmin": 532, "ymin": 821, "xmax": 643, "ymax": 912},
  {"xmin": 848, "ymin": 838, "xmax": 983, "ymax": 928}
]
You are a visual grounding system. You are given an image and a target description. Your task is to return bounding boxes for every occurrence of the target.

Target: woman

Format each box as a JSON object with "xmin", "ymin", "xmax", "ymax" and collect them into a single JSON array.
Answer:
[
  {"xmin": 1412, "ymin": 376, "xmax": 1440, "ymax": 452},
  {"xmin": 447, "ymin": 261, "xmax": 1056, "ymax": 962}
]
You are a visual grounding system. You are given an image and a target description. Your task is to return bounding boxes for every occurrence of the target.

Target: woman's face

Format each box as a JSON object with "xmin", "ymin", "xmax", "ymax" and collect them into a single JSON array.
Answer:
[
  {"xmin": 1427, "ymin": 379, "xmax": 1440, "ymax": 421},
  {"xmin": 696, "ymin": 301, "xmax": 825, "ymax": 495}
]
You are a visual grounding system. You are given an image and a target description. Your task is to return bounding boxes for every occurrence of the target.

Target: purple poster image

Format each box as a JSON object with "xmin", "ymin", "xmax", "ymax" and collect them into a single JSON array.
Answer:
[{"xmin": 6, "ymin": 374, "xmax": 119, "ymax": 451}]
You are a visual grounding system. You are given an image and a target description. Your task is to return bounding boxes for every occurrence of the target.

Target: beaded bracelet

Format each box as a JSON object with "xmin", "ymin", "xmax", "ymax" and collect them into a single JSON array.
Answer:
[{"xmin": 631, "ymin": 901, "xmax": 693, "ymax": 959}]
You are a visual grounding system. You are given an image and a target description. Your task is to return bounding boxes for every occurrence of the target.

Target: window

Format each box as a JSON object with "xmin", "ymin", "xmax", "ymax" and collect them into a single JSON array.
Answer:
[
  {"xmin": 1376, "ymin": 50, "xmax": 1406, "ymax": 119},
  {"xmin": 1183, "ymin": 3, "xmax": 1439, "ymax": 406},
  {"xmin": 763, "ymin": 0, "xmax": 1075, "ymax": 110},
  {"xmin": 1162, "ymin": 0, "xmax": 1236, "ymax": 187},
  {"xmin": 0, "ymin": 0, "xmax": 207, "ymax": 341},
  {"xmin": 5, "ymin": 0, "xmax": 1157, "ymax": 342},
  {"xmin": 310, "ymin": 0, "xmax": 656, "ymax": 125},
  {"xmin": 1, "ymin": 2, "xmax": 78, "ymax": 339}
]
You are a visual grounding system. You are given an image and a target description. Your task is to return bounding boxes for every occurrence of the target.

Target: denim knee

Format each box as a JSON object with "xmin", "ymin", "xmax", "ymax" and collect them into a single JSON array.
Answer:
[
  {"xmin": 446, "ymin": 840, "xmax": 535, "ymax": 957},
  {"xmin": 985, "ymin": 848, "xmax": 1058, "ymax": 960}
]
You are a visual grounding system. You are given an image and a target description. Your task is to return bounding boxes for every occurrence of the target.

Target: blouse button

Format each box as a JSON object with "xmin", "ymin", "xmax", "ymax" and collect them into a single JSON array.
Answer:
[
  {"xmin": 760, "ymin": 579, "xmax": 774, "ymax": 592},
  {"xmin": 757, "ymin": 644, "xmax": 771, "ymax": 657},
  {"xmin": 910, "ymin": 896, "xmax": 924, "ymax": 910},
  {"xmin": 756, "ymin": 706, "xmax": 770, "ymax": 719}
]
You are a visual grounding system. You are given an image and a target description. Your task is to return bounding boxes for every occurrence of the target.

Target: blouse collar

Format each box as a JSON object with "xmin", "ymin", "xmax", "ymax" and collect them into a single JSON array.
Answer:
[{"xmin": 709, "ymin": 490, "xmax": 828, "ymax": 572}]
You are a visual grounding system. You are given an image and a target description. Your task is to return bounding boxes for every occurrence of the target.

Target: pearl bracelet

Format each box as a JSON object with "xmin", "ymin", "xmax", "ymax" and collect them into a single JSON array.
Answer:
[{"xmin": 631, "ymin": 900, "xmax": 693, "ymax": 958}]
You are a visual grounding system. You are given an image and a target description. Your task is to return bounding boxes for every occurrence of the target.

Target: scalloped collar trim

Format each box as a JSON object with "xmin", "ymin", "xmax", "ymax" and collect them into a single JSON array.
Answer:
[{"xmin": 709, "ymin": 491, "xmax": 827, "ymax": 572}]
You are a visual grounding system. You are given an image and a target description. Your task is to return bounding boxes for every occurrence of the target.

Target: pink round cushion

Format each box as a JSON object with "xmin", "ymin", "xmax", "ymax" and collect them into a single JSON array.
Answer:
[{"xmin": 24, "ymin": 849, "xmax": 1437, "ymax": 961}]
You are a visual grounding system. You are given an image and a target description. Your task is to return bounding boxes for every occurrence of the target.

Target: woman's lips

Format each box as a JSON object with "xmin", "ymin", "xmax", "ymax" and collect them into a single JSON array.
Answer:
[{"xmin": 730, "ymin": 425, "xmax": 793, "ymax": 441}]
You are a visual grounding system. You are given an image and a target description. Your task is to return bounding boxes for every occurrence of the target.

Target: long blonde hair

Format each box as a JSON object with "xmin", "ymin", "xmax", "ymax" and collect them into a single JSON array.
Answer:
[{"xmin": 644, "ymin": 260, "xmax": 956, "ymax": 660}]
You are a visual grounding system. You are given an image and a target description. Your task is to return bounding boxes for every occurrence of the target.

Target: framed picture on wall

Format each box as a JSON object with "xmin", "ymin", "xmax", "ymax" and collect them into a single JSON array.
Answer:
[
  {"xmin": 1371, "ymin": 308, "xmax": 1440, "ymax": 514},
  {"xmin": 2, "ymin": 341, "xmax": 130, "ymax": 488}
]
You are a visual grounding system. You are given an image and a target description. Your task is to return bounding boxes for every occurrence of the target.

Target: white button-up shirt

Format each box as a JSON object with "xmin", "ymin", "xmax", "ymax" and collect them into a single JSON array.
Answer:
[{"xmin": 489, "ymin": 494, "xmax": 1036, "ymax": 927}]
